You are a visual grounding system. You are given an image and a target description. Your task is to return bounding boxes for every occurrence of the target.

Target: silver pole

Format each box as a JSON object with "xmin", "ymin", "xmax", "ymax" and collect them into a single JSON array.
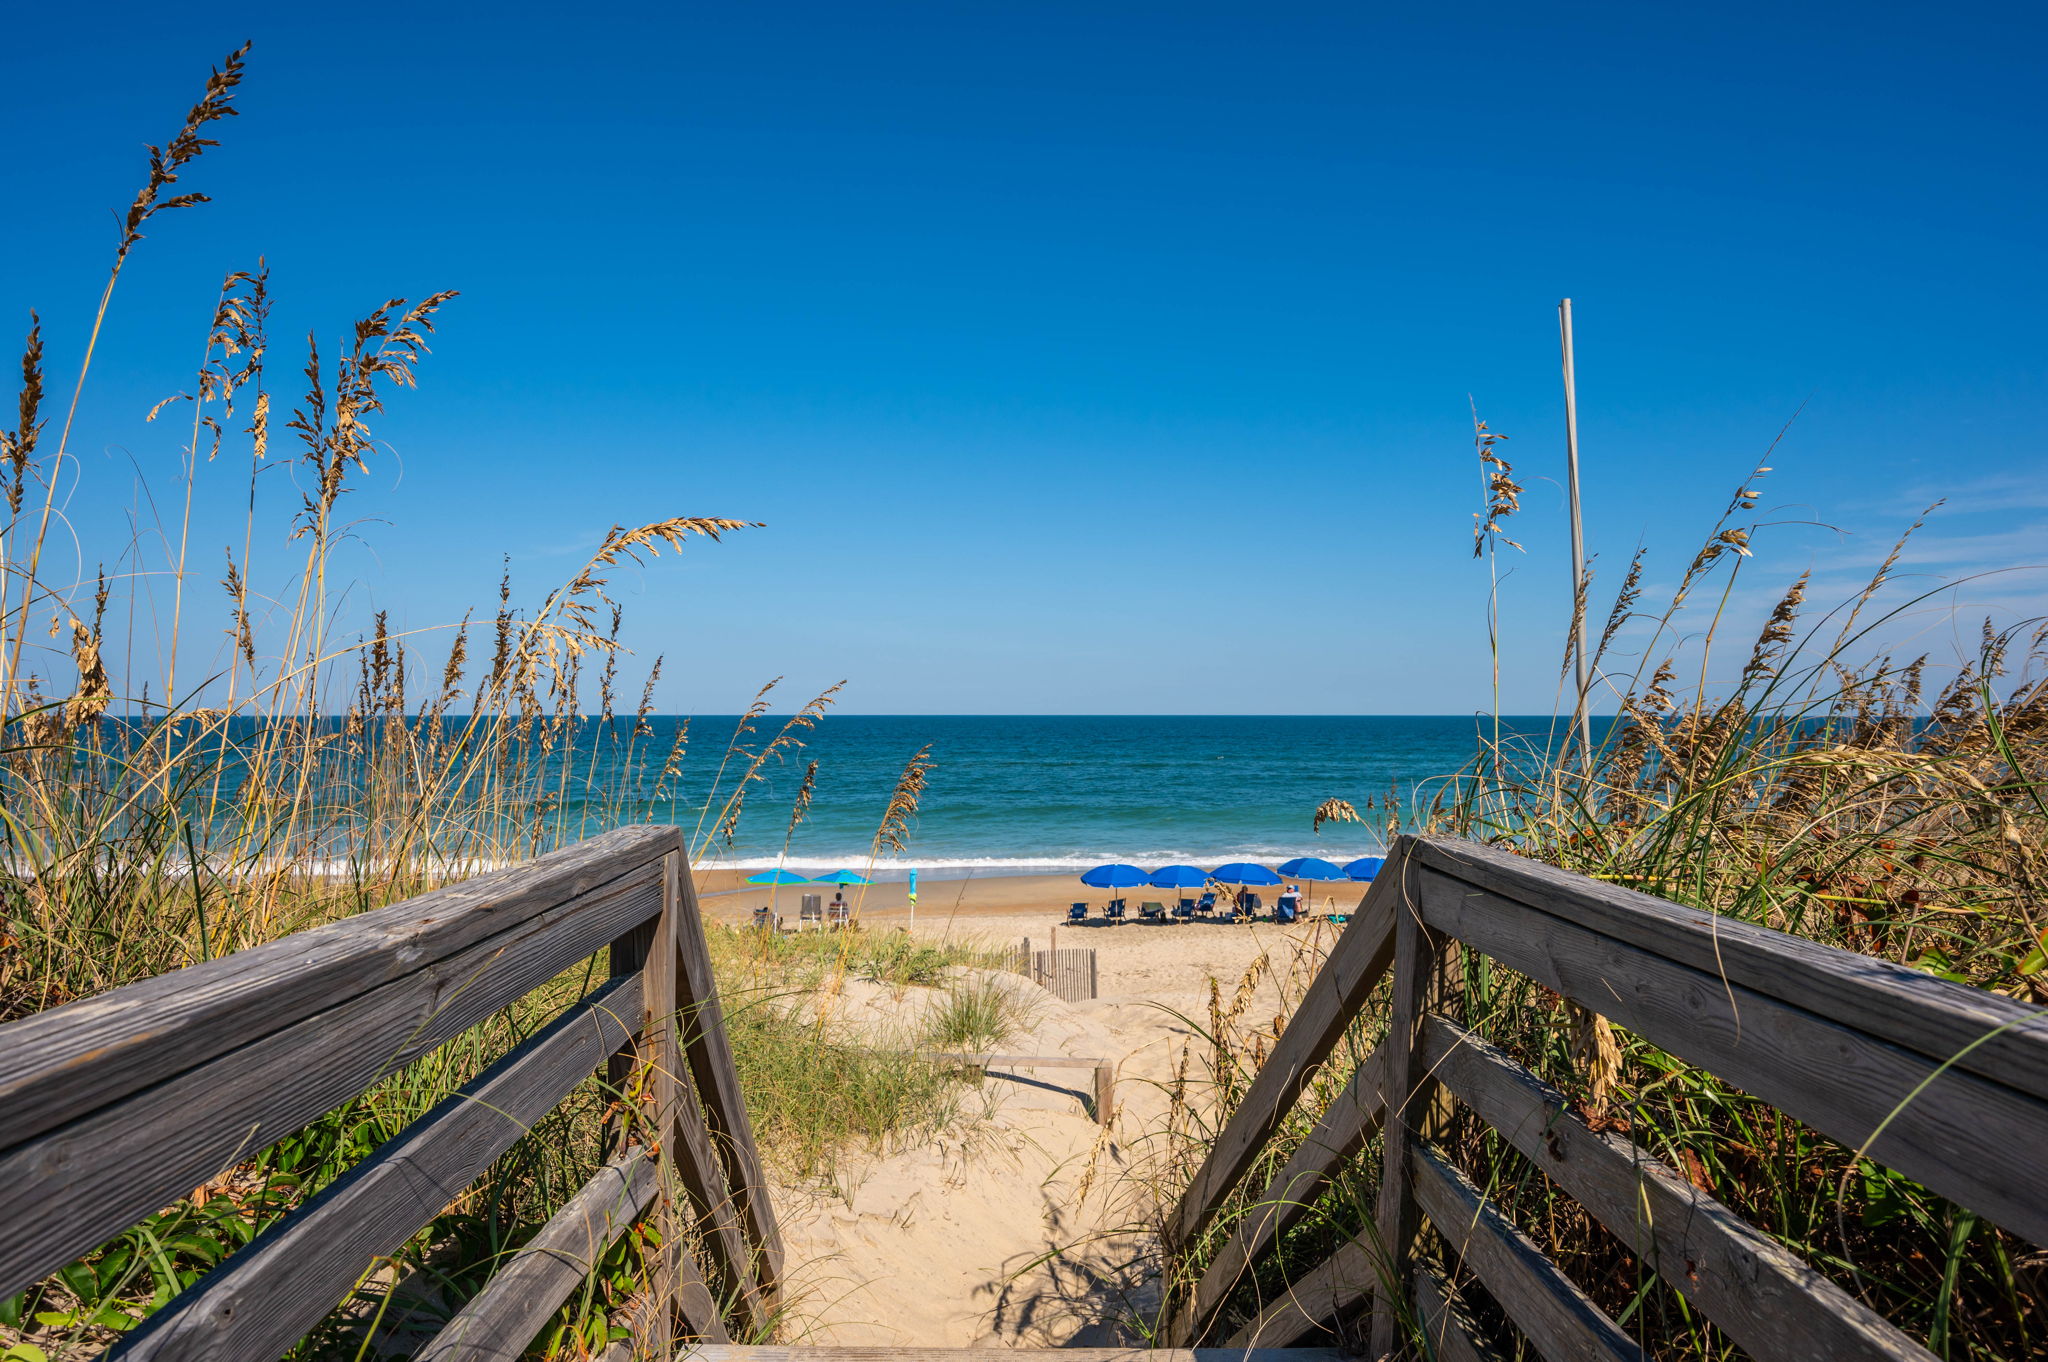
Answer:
[{"xmin": 1559, "ymin": 299, "xmax": 1594, "ymax": 771}]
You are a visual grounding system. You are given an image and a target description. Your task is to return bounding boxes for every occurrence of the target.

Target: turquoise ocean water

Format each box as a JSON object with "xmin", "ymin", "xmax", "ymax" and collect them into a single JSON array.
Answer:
[{"xmin": 694, "ymin": 714, "xmax": 1560, "ymax": 878}]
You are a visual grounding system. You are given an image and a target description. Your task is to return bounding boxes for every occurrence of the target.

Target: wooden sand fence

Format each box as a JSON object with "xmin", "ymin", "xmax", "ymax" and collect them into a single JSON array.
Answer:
[{"xmin": 1014, "ymin": 939, "xmax": 1099, "ymax": 1002}]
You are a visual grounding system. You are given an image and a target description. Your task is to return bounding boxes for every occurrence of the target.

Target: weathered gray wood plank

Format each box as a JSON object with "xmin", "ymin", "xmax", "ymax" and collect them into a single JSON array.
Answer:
[
  {"xmin": 670, "ymin": 853, "xmax": 786, "ymax": 1297},
  {"xmin": 0, "ymin": 868, "xmax": 664, "ymax": 1300},
  {"xmin": 0, "ymin": 825, "xmax": 677, "ymax": 1150},
  {"xmin": 1224, "ymin": 1224, "xmax": 1380, "ymax": 1349},
  {"xmin": 671, "ymin": 1343, "xmax": 1351, "ymax": 1351},
  {"xmin": 1166, "ymin": 840, "xmax": 1407, "ymax": 1253},
  {"xmin": 109, "ymin": 973, "xmax": 644, "ymax": 1362},
  {"xmin": 1175, "ymin": 1042, "xmax": 1386, "ymax": 1345},
  {"xmin": 1368, "ymin": 876, "xmax": 1443, "ymax": 1358},
  {"xmin": 1413, "ymin": 1263, "xmax": 1503, "ymax": 1362},
  {"xmin": 1412, "ymin": 837, "xmax": 2048, "ymax": 1100},
  {"xmin": 915, "ymin": 1053, "xmax": 1110, "ymax": 1070},
  {"xmin": 414, "ymin": 1147, "xmax": 664, "ymax": 1361},
  {"xmin": 645, "ymin": 854, "xmax": 768, "ymax": 1339},
  {"xmin": 1092, "ymin": 1062, "xmax": 1115, "ymax": 1127},
  {"xmin": 1410, "ymin": 1143, "xmax": 1646, "ymax": 1362},
  {"xmin": 1421, "ymin": 1017, "xmax": 1935, "ymax": 1362},
  {"xmin": 1417, "ymin": 866, "xmax": 2048, "ymax": 1248}
]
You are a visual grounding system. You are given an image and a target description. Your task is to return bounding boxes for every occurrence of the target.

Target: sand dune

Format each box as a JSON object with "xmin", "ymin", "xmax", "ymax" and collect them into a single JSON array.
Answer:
[{"xmin": 702, "ymin": 882, "xmax": 1354, "ymax": 1346}]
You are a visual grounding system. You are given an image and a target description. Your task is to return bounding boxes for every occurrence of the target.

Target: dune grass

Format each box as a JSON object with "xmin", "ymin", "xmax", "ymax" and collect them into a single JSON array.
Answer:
[
  {"xmin": 8, "ymin": 42, "xmax": 2045, "ymax": 1362},
  {"xmin": 0, "ymin": 50, "xmax": 966, "ymax": 1361},
  {"xmin": 706, "ymin": 923, "xmax": 1032, "ymax": 1182},
  {"xmin": 1153, "ymin": 446, "xmax": 2046, "ymax": 1357}
]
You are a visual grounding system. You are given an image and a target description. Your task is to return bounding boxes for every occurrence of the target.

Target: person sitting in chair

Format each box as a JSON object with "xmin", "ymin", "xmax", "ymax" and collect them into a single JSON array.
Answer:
[{"xmin": 1275, "ymin": 883, "xmax": 1302, "ymax": 924}]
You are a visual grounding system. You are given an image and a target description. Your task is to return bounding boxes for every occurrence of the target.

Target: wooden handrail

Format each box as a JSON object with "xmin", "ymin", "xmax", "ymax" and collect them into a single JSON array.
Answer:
[
  {"xmin": 0, "ymin": 825, "xmax": 778, "ymax": 1358},
  {"xmin": 1165, "ymin": 833, "xmax": 2048, "ymax": 1358}
]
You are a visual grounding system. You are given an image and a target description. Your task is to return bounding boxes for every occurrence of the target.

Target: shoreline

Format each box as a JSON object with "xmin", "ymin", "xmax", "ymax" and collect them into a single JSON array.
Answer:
[{"xmin": 693, "ymin": 867, "xmax": 1371, "ymax": 926}]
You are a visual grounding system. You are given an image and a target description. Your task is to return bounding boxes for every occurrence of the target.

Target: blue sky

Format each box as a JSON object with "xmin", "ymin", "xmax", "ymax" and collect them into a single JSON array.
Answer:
[{"xmin": 6, "ymin": 1, "xmax": 2043, "ymax": 714}]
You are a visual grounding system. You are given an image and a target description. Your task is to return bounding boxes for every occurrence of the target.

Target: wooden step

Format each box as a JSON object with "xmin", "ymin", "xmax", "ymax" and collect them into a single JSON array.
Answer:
[{"xmin": 615, "ymin": 1324, "xmax": 1363, "ymax": 1360}]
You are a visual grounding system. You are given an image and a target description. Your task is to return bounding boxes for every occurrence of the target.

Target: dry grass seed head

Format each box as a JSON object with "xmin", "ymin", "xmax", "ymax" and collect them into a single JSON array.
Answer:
[
  {"xmin": 5, "ymin": 314, "xmax": 45, "ymax": 514},
  {"xmin": 1313, "ymin": 797, "xmax": 1361, "ymax": 834},
  {"xmin": 873, "ymin": 744, "xmax": 935, "ymax": 856}
]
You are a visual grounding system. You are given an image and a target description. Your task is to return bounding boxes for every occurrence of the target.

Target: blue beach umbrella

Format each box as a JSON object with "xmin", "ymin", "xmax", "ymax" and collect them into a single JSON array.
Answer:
[
  {"xmin": 810, "ymin": 869, "xmax": 873, "ymax": 886},
  {"xmin": 1343, "ymin": 856, "xmax": 1386, "ymax": 882},
  {"xmin": 1149, "ymin": 864, "xmax": 1209, "ymax": 889},
  {"xmin": 1080, "ymin": 863, "xmax": 1148, "ymax": 890},
  {"xmin": 1210, "ymin": 862, "xmax": 1282, "ymax": 886},
  {"xmin": 1276, "ymin": 856, "xmax": 1343, "ymax": 915},
  {"xmin": 746, "ymin": 869, "xmax": 811, "ymax": 885}
]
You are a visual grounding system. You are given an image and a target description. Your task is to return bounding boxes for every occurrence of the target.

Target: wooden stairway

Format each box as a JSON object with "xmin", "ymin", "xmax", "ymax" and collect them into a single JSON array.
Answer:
[{"xmin": 673, "ymin": 1352, "xmax": 1352, "ymax": 1362}]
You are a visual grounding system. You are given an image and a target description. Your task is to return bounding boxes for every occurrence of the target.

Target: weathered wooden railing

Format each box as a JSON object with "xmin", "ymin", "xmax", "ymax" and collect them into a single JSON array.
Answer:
[
  {"xmin": 1162, "ymin": 834, "xmax": 2048, "ymax": 1359},
  {"xmin": 0, "ymin": 825, "xmax": 780, "ymax": 1360}
]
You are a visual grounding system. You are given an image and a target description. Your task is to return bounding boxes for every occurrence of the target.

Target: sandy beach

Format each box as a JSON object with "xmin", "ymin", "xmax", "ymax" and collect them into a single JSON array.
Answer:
[
  {"xmin": 696, "ymin": 867, "xmax": 1368, "ymax": 926},
  {"xmin": 691, "ymin": 867, "xmax": 1369, "ymax": 1345}
]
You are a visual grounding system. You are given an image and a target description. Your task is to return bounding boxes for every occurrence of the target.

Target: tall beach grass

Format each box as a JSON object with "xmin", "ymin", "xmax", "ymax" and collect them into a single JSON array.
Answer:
[{"xmin": 1152, "ymin": 441, "xmax": 2044, "ymax": 1357}]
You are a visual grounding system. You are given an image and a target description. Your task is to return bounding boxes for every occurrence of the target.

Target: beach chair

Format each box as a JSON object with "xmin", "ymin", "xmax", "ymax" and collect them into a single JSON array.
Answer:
[
  {"xmin": 826, "ymin": 900, "xmax": 851, "ymax": 930},
  {"xmin": 1172, "ymin": 898, "xmax": 1195, "ymax": 921},
  {"xmin": 1139, "ymin": 900, "xmax": 1166, "ymax": 922},
  {"xmin": 1068, "ymin": 901, "xmax": 1089, "ymax": 923},
  {"xmin": 751, "ymin": 906, "xmax": 779, "ymax": 931},
  {"xmin": 799, "ymin": 893, "xmax": 824, "ymax": 931},
  {"xmin": 1105, "ymin": 899, "xmax": 1127, "ymax": 924}
]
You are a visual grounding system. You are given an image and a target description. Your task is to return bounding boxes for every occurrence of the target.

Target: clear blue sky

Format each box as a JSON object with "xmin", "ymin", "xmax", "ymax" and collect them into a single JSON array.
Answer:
[{"xmin": 6, "ymin": 1, "xmax": 2043, "ymax": 714}]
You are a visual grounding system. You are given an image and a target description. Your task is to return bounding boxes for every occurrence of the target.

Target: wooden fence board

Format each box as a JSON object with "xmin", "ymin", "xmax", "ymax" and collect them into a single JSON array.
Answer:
[
  {"xmin": 1166, "ymin": 841, "xmax": 1408, "ymax": 1252},
  {"xmin": 1410, "ymin": 1143, "xmax": 1645, "ymax": 1362},
  {"xmin": 1420, "ymin": 1017, "xmax": 1934, "ymax": 1362},
  {"xmin": 1412, "ymin": 838, "xmax": 2048, "ymax": 1100},
  {"xmin": 0, "ymin": 869, "xmax": 665, "ymax": 1300},
  {"xmin": 1021, "ymin": 948, "xmax": 1099, "ymax": 1003},
  {"xmin": 109, "ymin": 974, "xmax": 644, "ymax": 1362},
  {"xmin": 912, "ymin": 1054, "xmax": 1115, "ymax": 1125},
  {"xmin": 670, "ymin": 853, "xmax": 786, "ymax": 1299},
  {"xmin": 415, "ymin": 1147, "xmax": 665, "ymax": 1362},
  {"xmin": 0, "ymin": 826, "xmax": 675, "ymax": 1150},
  {"xmin": 677, "ymin": 1351, "xmax": 1353, "ymax": 1362},
  {"xmin": 1413, "ymin": 1263, "xmax": 1502, "ymax": 1362},
  {"xmin": 645, "ymin": 857, "xmax": 768, "ymax": 1339},
  {"xmin": 1224, "ymin": 1225, "xmax": 1379, "ymax": 1348},
  {"xmin": 1416, "ymin": 866, "xmax": 2048, "ymax": 1248},
  {"xmin": 1176, "ymin": 1042, "xmax": 1386, "ymax": 1345},
  {"xmin": 1367, "ymin": 880, "xmax": 1447, "ymax": 1357}
]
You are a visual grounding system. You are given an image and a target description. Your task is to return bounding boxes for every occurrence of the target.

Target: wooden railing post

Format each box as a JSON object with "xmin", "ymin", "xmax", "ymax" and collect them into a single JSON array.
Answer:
[
  {"xmin": 641, "ymin": 851, "xmax": 689, "ymax": 1352},
  {"xmin": 1369, "ymin": 854, "xmax": 1448, "ymax": 1358},
  {"xmin": 606, "ymin": 916, "xmax": 658, "ymax": 1157}
]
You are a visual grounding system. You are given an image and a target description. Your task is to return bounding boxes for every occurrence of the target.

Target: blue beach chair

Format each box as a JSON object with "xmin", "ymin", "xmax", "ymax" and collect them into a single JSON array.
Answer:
[
  {"xmin": 1068, "ymin": 902, "xmax": 1088, "ymax": 923},
  {"xmin": 1105, "ymin": 898, "xmax": 1127, "ymax": 924}
]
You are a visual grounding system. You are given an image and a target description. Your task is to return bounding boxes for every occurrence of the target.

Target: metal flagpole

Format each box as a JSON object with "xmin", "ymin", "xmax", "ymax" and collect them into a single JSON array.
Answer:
[{"xmin": 1559, "ymin": 299, "xmax": 1594, "ymax": 772}]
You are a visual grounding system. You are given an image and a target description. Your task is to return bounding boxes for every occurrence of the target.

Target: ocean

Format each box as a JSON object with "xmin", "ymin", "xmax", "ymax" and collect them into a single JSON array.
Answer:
[{"xmin": 693, "ymin": 714, "xmax": 1556, "ymax": 878}]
